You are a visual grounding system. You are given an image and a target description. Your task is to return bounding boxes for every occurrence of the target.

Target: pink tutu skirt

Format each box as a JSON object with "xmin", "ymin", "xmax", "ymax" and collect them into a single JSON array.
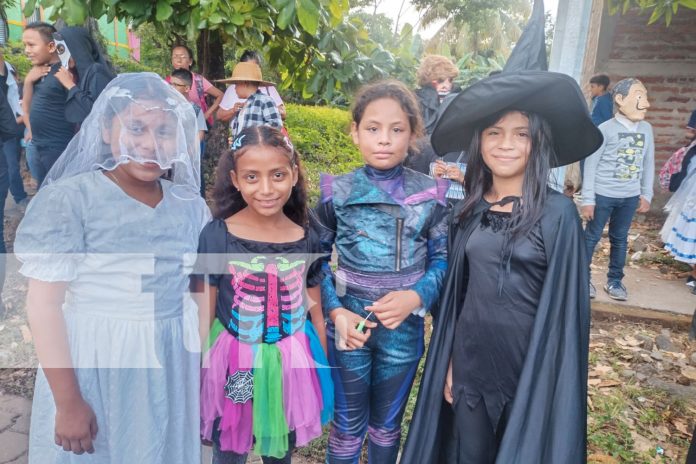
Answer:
[{"xmin": 201, "ymin": 319, "xmax": 333, "ymax": 458}]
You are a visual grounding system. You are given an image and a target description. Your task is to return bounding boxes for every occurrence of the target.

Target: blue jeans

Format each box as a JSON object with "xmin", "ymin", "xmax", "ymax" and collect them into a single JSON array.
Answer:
[
  {"xmin": 31, "ymin": 144, "xmax": 63, "ymax": 187},
  {"xmin": 326, "ymin": 295, "xmax": 424, "ymax": 464},
  {"xmin": 25, "ymin": 141, "xmax": 41, "ymax": 182},
  {"xmin": 584, "ymin": 194, "xmax": 639, "ymax": 284},
  {"xmin": 2, "ymin": 136, "xmax": 27, "ymax": 203},
  {"xmin": 0, "ymin": 144, "xmax": 9, "ymax": 295},
  {"xmin": 200, "ymin": 139, "xmax": 207, "ymax": 197}
]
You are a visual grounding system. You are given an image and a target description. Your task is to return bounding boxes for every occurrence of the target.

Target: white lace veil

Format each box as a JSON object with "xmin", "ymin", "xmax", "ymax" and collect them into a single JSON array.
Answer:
[{"xmin": 43, "ymin": 72, "xmax": 201, "ymax": 198}]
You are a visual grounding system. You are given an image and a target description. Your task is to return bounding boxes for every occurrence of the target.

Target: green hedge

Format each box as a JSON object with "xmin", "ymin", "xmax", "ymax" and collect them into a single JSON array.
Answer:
[
  {"xmin": 285, "ymin": 103, "xmax": 363, "ymax": 204},
  {"xmin": 2, "ymin": 41, "xmax": 32, "ymax": 77}
]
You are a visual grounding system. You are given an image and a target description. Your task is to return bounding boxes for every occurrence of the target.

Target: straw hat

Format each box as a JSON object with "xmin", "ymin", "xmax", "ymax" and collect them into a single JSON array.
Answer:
[{"xmin": 216, "ymin": 62, "xmax": 275, "ymax": 86}]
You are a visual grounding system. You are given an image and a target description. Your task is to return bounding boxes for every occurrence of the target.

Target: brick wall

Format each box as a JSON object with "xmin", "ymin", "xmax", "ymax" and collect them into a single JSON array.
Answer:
[{"xmin": 601, "ymin": 9, "xmax": 696, "ymax": 176}]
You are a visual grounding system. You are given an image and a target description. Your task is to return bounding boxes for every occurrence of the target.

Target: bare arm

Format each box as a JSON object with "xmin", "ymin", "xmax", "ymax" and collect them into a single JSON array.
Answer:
[
  {"xmin": 26, "ymin": 279, "xmax": 98, "ymax": 454},
  {"xmin": 22, "ymin": 81, "xmax": 33, "ymax": 139},
  {"xmin": 307, "ymin": 285, "xmax": 327, "ymax": 355},
  {"xmin": 217, "ymin": 102, "xmax": 243, "ymax": 123},
  {"xmin": 204, "ymin": 86, "xmax": 224, "ymax": 121}
]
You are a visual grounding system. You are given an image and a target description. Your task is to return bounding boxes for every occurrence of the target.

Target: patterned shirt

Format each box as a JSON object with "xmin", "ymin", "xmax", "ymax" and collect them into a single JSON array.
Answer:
[{"xmin": 231, "ymin": 89, "xmax": 282, "ymax": 138}]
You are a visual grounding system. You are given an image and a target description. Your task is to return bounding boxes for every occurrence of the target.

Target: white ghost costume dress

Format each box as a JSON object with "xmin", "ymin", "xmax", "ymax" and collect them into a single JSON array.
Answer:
[{"xmin": 14, "ymin": 73, "xmax": 211, "ymax": 463}]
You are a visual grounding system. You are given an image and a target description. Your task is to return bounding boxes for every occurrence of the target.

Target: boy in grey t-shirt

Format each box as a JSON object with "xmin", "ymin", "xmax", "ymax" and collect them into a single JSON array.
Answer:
[{"xmin": 582, "ymin": 78, "xmax": 654, "ymax": 301}]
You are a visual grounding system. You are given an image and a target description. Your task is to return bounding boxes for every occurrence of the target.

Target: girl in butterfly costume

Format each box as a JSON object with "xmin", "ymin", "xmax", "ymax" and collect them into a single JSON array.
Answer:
[{"xmin": 193, "ymin": 126, "xmax": 332, "ymax": 463}]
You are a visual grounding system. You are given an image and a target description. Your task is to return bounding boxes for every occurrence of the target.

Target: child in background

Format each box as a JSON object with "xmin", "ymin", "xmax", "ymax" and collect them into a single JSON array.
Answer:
[
  {"xmin": 21, "ymin": 22, "xmax": 75, "ymax": 185},
  {"xmin": 170, "ymin": 68, "xmax": 208, "ymax": 141},
  {"xmin": 194, "ymin": 126, "xmax": 332, "ymax": 463},
  {"xmin": 52, "ymin": 26, "xmax": 116, "ymax": 124},
  {"xmin": 415, "ymin": 55, "xmax": 460, "ymax": 135},
  {"xmin": 660, "ymin": 121, "xmax": 696, "ymax": 293},
  {"xmin": 171, "ymin": 68, "xmax": 209, "ymax": 196},
  {"xmin": 14, "ymin": 73, "xmax": 210, "ymax": 463},
  {"xmin": 218, "ymin": 62, "xmax": 283, "ymax": 140},
  {"xmin": 315, "ymin": 80, "xmax": 448, "ymax": 464},
  {"xmin": 589, "ymin": 74, "xmax": 613, "ymax": 127},
  {"xmin": 407, "ymin": 55, "xmax": 460, "ymax": 176},
  {"xmin": 583, "ymin": 78, "xmax": 654, "ymax": 301}
]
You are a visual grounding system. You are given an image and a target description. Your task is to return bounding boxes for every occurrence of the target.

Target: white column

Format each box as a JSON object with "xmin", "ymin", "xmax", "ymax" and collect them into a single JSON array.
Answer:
[{"xmin": 549, "ymin": 0, "xmax": 594, "ymax": 82}]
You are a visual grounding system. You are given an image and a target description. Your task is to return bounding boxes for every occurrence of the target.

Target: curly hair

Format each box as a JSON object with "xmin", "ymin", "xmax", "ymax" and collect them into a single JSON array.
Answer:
[{"xmin": 416, "ymin": 55, "xmax": 459, "ymax": 87}]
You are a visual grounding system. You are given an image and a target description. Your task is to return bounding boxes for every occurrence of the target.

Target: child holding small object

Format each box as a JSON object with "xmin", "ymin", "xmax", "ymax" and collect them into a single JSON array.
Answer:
[{"xmin": 314, "ymin": 80, "xmax": 448, "ymax": 464}]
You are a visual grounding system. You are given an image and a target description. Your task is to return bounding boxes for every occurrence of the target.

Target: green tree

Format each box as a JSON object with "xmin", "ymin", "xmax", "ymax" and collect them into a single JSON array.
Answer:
[
  {"xmin": 24, "ymin": 0, "xmax": 349, "ymax": 94},
  {"xmin": 415, "ymin": 0, "xmax": 530, "ymax": 59},
  {"xmin": 607, "ymin": 0, "xmax": 696, "ymax": 26}
]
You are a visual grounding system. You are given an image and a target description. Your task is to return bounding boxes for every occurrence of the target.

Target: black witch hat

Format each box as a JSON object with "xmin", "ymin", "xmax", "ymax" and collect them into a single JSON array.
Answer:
[{"xmin": 431, "ymin": 0, "xmax": 603, "ymax": 167}]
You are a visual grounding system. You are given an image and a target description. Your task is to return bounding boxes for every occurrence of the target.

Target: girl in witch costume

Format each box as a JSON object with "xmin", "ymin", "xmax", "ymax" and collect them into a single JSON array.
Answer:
[
  {"xmin": 401, "ymin": 71, "xmax": 603, "ymax": 464},
  {"xmin": 193, "ymin": 126, "xmax": 332, "ymax": 463}
]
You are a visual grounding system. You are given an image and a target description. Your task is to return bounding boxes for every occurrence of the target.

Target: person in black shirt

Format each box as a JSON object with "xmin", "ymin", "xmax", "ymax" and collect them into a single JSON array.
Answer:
[
  {"xmin": 402, "ymin": 71, "xmax": 603, "ymax": 464},
  {"xmin": 22, "ymin": 22, "xmax": 76, "ymax": 186},
  {"xmin": 53, "ymin": 26, "xmax": 115, "ymax": 124}
]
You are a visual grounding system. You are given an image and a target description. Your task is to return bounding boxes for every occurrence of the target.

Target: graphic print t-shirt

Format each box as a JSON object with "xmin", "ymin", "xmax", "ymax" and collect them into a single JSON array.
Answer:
[{"xmin": 194, "ymin": 219, "xmax": 324, "ymax": 345}]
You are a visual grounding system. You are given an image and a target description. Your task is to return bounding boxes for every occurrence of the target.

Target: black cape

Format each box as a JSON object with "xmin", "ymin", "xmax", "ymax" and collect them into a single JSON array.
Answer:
[{"xmin": 401, "ymin": 191, "xmax": 590, "ymax": 463}]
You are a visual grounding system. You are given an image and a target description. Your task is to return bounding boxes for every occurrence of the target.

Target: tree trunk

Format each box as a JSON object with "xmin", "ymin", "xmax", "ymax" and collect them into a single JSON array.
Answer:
[{"xmin": 196, "ymin": 29, "xmax": 225, "ymax": 81}]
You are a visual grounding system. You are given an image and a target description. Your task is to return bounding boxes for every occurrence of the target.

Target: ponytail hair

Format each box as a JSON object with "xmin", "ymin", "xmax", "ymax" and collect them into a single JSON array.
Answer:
[{"xmin": 212, "ymin": 126, "xmax": 308, "ymax": 226}]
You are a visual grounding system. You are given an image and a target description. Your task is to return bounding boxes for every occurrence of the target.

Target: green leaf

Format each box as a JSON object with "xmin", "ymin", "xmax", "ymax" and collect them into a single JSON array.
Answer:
[
  {"xmin": 230, "ymin": 13, "xmax": 245, "ymax": 25},
  {"xmin": 209, "ymin": 12, "xmax": 223, "ymax": 24},
  {"xmin": 679, "ymin": 0, "xmax": 696, "ymax": 8},
  {"xmin": 22, "ymin": 0, "xmax": 37, "ymax": 17},
  {"xmin": 156, "ymin": 0, "xmax": 174, "ymax": 21},
  {"xmin": 62, "ymin": 0, "xmax": 88, "ymax": 24},
  {"xmin": 277, "ymin": 2, "xmax": 296, "ymax": 29},
  {"xmin": 296, "ymin": 0, "xmax": 319, "ymax": 35},
  {"xmin": 329, "ymin": 50, "xmax": 342, "ymax": 65},
  {"xmin": 647, "ymin": 5, "xmax": 664, "ymax": 24}
]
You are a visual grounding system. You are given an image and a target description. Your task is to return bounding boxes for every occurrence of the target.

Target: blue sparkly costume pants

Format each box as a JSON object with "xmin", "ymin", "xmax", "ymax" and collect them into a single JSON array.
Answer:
[{"xmin": 326, "ymin": 295, "xmax": 424, "ymax": 464}]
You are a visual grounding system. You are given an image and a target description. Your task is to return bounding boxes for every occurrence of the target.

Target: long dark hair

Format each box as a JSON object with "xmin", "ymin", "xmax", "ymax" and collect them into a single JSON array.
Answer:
[
  {"xmin": 458, "ymin": 109, "xmax": 556, "ymax": 240},
  {"xmin": 212, "ymin": 126, "xmax": 308, "ymax": 226}
]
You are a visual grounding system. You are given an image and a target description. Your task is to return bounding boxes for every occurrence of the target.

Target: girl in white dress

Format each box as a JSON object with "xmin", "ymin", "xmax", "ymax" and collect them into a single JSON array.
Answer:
[{"xmin": 14, "ymin": 73, "xmax": 210, "ymax": 463}]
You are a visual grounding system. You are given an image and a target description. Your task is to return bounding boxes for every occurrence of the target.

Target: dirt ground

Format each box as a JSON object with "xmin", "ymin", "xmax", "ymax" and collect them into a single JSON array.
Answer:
[{"xmin": 1, "ymin": 188, "xmax": 694, "ymax": 462}]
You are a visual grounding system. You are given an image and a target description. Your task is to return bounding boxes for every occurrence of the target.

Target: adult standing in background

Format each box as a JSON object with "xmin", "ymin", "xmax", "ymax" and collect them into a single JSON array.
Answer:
[
  {"xmin": 169, "ymin": 44, "xmax": 223, "ymax": 126},
  {"xmin": 217, "ymin": 49, "xmax": 286, "ymax": 127},
  {"xmin": 0, "ymin": 61, "xmax": 18, "ymax": 316},
  {"xmin": 0, "ymin": 45, "xmax": 28, "ymax": 207}
]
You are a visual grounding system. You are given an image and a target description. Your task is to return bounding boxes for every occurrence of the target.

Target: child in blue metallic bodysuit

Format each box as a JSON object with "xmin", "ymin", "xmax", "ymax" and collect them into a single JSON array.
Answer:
[{"xmin": 314, "ymin": 80, "xmax": 448, "ymax": 464}]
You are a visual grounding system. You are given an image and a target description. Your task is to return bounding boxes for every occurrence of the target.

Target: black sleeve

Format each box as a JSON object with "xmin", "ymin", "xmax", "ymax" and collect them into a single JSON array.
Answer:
[
  {"xmin": 305, "ymin": 221, "xmax": 327, "ymax": 288},
  {"xmin": 192, "ymin": 219, "xmax": 225, "ymax": 287},
  {"xmin": 65, "ymin": 66, "xmax": 114, "ymax": 124}
]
